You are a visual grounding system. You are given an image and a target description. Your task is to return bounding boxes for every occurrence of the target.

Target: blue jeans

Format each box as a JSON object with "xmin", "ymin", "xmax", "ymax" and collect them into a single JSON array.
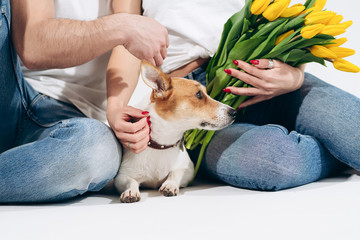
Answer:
[
  {"xmin": 185, "ymin": 64, "xmax": 360, "ymax": 191},
  {"xmin": 0, "ymin": 0, "xmax": 121, "ymax": 203}
]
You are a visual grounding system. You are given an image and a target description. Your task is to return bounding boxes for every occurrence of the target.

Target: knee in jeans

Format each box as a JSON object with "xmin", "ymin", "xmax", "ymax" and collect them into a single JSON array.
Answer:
[
  {"xmin": 205, "ymin": 124, "xmax": 316, "ymax": 191},
  {"xmin": 61, "ymin": 118, "xmax": 121, "ymax": 183}
]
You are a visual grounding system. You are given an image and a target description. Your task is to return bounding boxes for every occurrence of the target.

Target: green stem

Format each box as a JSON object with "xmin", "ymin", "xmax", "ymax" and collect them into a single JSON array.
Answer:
[
  {"xmin": 193, "ymin": 131, "xmax": 215, "ymax": 178},
  {"xmin": 185, "ymin": 129, "xmax": 198, "ymax": 149}
]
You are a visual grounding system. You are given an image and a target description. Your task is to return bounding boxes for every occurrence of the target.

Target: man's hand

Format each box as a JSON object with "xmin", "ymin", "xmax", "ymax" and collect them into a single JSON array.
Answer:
[
  {"xmin": 119, "ymin": 14, "xmax": 169, "ymax": 66},
  {"xmin": 107, "ymin": 105, "xmax": 151, "ymax": 154}
]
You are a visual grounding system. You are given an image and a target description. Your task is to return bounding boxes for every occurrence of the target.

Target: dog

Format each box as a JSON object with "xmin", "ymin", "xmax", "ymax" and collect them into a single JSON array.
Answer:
[{"xmin": 114, "ymin": 60, "xmax": 236, "ymax": 203}]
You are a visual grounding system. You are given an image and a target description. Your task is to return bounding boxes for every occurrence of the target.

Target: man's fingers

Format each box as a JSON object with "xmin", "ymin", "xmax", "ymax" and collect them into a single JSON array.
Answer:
[
  {"xmin": 154, "ymin": 53, "xmax": 164, "ymax": 66},
  {"xmin": 160, "ymin": 46, "xmax": 167, "ymax": 61}
]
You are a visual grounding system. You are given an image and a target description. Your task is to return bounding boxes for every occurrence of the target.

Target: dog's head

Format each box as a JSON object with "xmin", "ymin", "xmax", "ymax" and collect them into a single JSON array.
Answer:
[{"xmin": 140, "ymin": 60, "xmax": 236, "ymax": 131}]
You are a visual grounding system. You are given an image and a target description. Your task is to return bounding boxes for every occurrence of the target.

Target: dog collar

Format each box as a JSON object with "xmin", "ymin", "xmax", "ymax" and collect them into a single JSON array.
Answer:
[{"xmin": 148, "ymin": 139, "xmax": 182, "ymax": 150}]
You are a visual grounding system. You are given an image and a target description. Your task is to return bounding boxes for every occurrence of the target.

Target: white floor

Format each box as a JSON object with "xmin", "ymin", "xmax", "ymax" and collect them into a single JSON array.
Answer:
[{"xmin": 1, "ymin": 1, "xmax": 360, "ymax": 240}]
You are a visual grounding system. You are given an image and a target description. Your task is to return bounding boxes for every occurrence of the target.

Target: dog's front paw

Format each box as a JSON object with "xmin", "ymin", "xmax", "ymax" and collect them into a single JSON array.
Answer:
[
  {"xmin": 120, "ymin": 189, "xmax": 141, "ymax": 203},
  {"xmin": 159, "ymin": 181, "xmax": 179, "ymax": 197}
]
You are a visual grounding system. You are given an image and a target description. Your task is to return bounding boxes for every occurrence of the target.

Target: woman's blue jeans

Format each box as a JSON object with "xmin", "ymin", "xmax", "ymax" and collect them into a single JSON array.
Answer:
[
  {"xmin": 186, "ymin": 58, "xmax": 360, "ymax": 191},
  {"xmin": 0, "ymin": 0, "xmax": 121, "ymax": 203}
]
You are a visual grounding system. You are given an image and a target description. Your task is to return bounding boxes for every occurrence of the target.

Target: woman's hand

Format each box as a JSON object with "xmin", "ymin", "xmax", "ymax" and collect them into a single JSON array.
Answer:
[
  {"xmin": 107, "ymin": 105, "xmax": 151, "ymax": 154},
  {"xmin": 224, "ymin": 59, "xmax": 305, "ymax": 109}
]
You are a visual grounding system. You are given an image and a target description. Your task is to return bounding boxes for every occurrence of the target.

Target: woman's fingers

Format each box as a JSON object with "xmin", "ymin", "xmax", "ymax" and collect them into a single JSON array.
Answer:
[
  {"xmin": 249, "ymin": 59, "xmax": 281, "ymax": 69},
  {"xmin": 121, "ymin": 133, "xmax": 150, "ymax": 154},
  {"xmin": 225, "ymin": 67, "xmax": 270, "ymax": 89},
  {"xmin": 226, "ymin": 86, "xmax": 265, "ymax": 96},
  {"xmin": 232, "ymin": 60, "xmax": 267, "ymax": 79}
]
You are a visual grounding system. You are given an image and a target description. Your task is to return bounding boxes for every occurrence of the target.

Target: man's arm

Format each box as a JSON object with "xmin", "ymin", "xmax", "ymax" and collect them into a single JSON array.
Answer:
[{"xmin": 11, "ymin": 0, "xmax": 168, "ymax": 69}]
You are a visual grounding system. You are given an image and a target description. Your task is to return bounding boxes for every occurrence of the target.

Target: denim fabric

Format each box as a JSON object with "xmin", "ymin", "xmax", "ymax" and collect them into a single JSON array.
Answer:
[
  {"xmin": 186, "ymin": 65, "xmax": 360, "ymax": 191},
  {"xmin": 0, "ymin": 0, "xmax": 121, "ymax": 203}
]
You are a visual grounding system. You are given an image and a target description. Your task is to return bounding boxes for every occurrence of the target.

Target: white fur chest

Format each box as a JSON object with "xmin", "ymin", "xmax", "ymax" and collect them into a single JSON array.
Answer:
[{"xmin": 119, "ymin": 144, "xmax": 191, "ymax": 188}]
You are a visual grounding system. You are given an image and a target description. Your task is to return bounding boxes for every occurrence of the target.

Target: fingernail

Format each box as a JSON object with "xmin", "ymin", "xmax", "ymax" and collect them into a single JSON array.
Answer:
[
  {"xmin": 222, "ymin": 89, "xmax": 231, "ymax": 93},
  {"xmin": 250, "ymin": 60, "xmax": 259, "ymax": 65},
  {"xmin": 147, "ymin": 116, "xmax": 150, "ymax": 121},
  {"xmin": 233, "ymin": 60, "xmax": 239, "ymax": 65},
  {"xmin": 149, "ymin": 128, "xmax": 151, "ymax": 134},
  {"xmin": 142, "ymin": 111, "xmax": 149, "ymax": 115},
  {"xmin": 224, "ymin": 69, "xmax": 232, "ymax": 74},
  {"xmin": 238, "ymin": 107, "xmax": 243, "ymax": 111}
]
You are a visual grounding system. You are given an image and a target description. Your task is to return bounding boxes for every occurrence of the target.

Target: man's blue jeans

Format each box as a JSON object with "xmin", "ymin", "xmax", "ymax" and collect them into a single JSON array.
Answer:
[
  {"xmin": 186, "ymin": 54, "xmax": 360, "ymax": 191},
  {"xmin": 0, "ymin": 0, "xmax": 121, "ymax": 203}
]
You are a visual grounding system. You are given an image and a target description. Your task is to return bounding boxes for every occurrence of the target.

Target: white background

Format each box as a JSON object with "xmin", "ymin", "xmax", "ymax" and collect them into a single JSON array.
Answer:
[{"xmin": 1, "ymin": 1, "xmax": 359, "ymax": 240}]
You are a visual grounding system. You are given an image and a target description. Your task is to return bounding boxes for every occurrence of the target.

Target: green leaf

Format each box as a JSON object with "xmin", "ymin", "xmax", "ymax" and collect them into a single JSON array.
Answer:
[
  {"xmin": 314, "ymin": 34, "xmax": 335, "ymax": 40},
  {"xmin": 251, "ymin": 18, "xmax": 287, "ymax": 39},
  {"xmin": 280, "ymin": 16, "xmax": 305, "ymax": 35},
  {"xmin": 304, "ymin": 0, "xmax": 316, "ymax": 8},
  {"xmin": 263, "ymin": 37, "xmax": 332, "ymax": 59},
  {"xmin": 278, "ymin": 49, "xmax": 306, "ymax": 63},
  {"xmin": 228, "ymin": 37, "xmax": 267, "ymax": 62},
  {"xmin": 241, "ymin": 18, "xmax": 251, "ymax": 35},
  {"xmin": 293, "ymin": 52, "xmax": 326, "ymax": 67},
  {"xmin": 212, "ymin": 0, "xmax": 252, "ymax": 70},
  {"xmin": 247, "ymin": 20, "xmax": 288, "ymax": 61},
  {"xmin": 207, "ymin": 37, "xmax": 265, "ymax": 90}
]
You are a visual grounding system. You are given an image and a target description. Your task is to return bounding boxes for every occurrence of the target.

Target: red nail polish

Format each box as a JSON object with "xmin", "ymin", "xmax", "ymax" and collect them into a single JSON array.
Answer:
[
  {"xmin": 224, "ymin": 69, "xmax": 232, "ymax": 74},
  {"xmin": 142, "ymin": 111, "xmax": 149, "ymax": 115},
  {"xmin": 147, "ymin": 116, "xmax": 150, "ymax": 121},
  {"xmin": 233, "ymin": 60, "xmax": 239, "ymax": 65},
  {"xmin": 250, "ymin": 60, "xmax": 259, "ymax": 65},
  {"xmin": 222, "ymin": 89, "xmax": 231, "ymax": 93},
  {"xmin": 238, "ymin": 107, "xmax": 243, "ymax": 111},
  {"xmin": 149, "ymin": 128, "xmax": 151, "ymax": 134}
]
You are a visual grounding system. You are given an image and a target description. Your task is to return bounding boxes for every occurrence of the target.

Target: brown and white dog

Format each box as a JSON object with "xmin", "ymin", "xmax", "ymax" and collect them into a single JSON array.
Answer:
[{"xmin": 114, "ymin": 60, "xmax": 236, "ymax": 203}]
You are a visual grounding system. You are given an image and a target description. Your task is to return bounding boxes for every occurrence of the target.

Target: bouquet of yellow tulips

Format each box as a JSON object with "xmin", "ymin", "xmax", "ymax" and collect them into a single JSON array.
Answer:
[{"xmin": 185, "ymin": 0, "xmax": 360, "ymax": 177}]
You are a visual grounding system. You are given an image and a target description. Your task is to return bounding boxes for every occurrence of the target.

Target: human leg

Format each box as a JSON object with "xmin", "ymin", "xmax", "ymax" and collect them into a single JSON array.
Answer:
[
  {"xmin": 0, "ymin": 117, "xmax": 121, "ymax": 203},
  {"xmin": 0, "ymin": 0, "xmax": 121, "ymax": 202},
  {"xmin": 0, "ymin": 0, "xmax": 26, "ymax": 152},
  {"xmin": 296, "ymin": 73, "xmax": 360, "ymax": 169},
  {"xmin": 204, "ymin": 123, "xmax": 346, "ymax": 191}
]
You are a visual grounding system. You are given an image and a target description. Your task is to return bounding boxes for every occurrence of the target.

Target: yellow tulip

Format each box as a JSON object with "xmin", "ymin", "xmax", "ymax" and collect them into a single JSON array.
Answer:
[
  {"xmin": 302, "ymin": 7, "xmax": 316, "ymax": 15},
  {"xmin": 280, "ymin": 4, "xmax": 306, "ymax": 18},
  {"xmin": 339, "ymin": 20, "xmax": 353, "ymax": 29},
  {"xmin": 312, "ymin": 0, "xmax": 327, "ymax": 12},
  {"xmin": 305, "ymin": 11, "xmax": 336, "ymax": 25},
  {"xmin": 263, "ymin": 0, "xmax": 291, "ymax": 21},
  {"xmin": 310, "ymin": 45, "xmax": 337, "ymax": 59},
  {"xmin": 319, "ymin": 25, "xmax": 347, "ymax": 36},
  {"xmin": 301, "ymin": 0, "xmax": 327, "ymax": 15},
  {"xmin": 275, "ymin": 30, "xmax": 295, "ymax": 45},
  {"xmin": 333, "ymin": 59, "xmax": 360, "ymax": 73},
  {"xmin": 251, "ymin": 0, "xmax": 272, "ymax": 15},
  {"xmin": 325, "ymin": 14, "xmax": 343, "ymax": 25},
  {"xmin": 326, "ymin": 47, "xmax": 355, "ymax": 58},
  {"xmin": 301, "ymin": 24, "xmax": 325, "ymax": 39},
  {"xmin": 324, "ymin": 38, "xmax": 347, "ymax": 47}
]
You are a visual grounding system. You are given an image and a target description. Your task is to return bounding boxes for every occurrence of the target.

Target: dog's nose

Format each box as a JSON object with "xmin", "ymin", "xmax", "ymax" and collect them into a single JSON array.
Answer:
[{"xmin": 228, "ymin": 108, "xmax": 237, "ymax": 119}]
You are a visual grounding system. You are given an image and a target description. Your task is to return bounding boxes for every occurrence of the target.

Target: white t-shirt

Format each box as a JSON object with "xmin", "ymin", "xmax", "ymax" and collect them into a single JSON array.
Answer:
[
  {"xmin": 142, "ymin": 0, "xmax": 245, "ymax": 74},
  {"xmin": 22, "ymin": 0, "xmax": 112, "ymax": 123}
]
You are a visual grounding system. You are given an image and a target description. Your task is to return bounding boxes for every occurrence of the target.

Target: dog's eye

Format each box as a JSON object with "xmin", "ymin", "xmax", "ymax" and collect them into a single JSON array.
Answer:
[{"xmin": 195, "ymin": 90, "xmax": 204, "ymax": 100}]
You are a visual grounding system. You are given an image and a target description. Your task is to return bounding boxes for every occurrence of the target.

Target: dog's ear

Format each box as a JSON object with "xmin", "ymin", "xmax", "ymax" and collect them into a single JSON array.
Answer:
[{"xmin": 140, "ymin": 60, "xmax": 172, "ymax": 99}]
